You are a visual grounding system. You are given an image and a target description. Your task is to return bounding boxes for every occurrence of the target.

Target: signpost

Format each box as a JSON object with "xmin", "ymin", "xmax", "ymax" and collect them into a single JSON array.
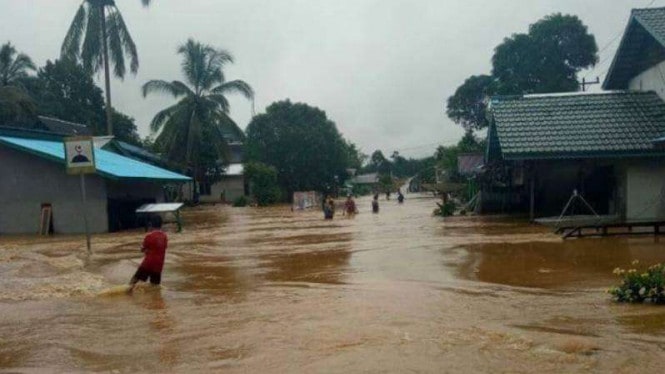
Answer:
[{"xmin": 64, "ymin": 137, "xmax": 96, "ymax": 253}]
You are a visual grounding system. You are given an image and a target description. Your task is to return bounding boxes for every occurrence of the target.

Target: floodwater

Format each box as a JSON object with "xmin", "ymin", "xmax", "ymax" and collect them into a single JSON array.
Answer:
[{"xmin": 1, "ymin": 194, "xmax": 665, "ymax": 372}]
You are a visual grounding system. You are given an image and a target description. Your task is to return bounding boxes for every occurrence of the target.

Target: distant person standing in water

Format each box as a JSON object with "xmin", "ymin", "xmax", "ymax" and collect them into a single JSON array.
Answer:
[
  {"xmin": 323, "ymin": 196, "xmax": 335, "ymax": 220},
  {"xmin": 343, "ymin": 195, "xmax": 358, "ymax": 216},
  {"xmin": 129, "ymin": 215, "xmax": 168, "ymax": 292},
  {"xmin": 397, "ymin": 189, "xmax": 405, "ymax": 204},
  {"xmin": 372, "ymin": 193, "xmax": 380, "ymax": 213}
]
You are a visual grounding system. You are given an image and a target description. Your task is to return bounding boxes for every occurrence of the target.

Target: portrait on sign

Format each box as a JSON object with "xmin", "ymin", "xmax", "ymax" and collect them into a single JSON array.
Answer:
[{"xmin": 64, "ymin": 137, "xmax": 96, "ymax": 174}]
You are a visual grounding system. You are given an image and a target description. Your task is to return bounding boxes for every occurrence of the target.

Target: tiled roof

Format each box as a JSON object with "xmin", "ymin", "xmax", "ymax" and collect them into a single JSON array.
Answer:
[
  {"xmin": 604, "ymin": 7, "xmax": 665, "ymax": 89},
  {"xmin": 633, "ymin": 7, "xmax": 665, "ymax": 44},
  {"xmin": 488, "ymin": 91, "xmax": 665, "ymax": 160}
]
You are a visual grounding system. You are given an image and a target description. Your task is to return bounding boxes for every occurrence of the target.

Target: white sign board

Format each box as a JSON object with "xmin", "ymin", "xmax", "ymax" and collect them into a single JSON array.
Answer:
[{"xmin": 64, "ymin": 137, "xmax": 96, "ymax": 174}]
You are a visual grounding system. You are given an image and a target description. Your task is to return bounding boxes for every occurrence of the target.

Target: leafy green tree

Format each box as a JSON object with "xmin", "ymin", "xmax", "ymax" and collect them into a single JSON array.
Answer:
[
  {"xmin": 142, "ymin": 38, "xmax": 253, "ymax": 181},
  {"xmin": 245, "ymin": 100, "xmax": 350, "ymax": 198},
  {"xmin": 446, "ymin": 75, "xmax": 494, "ymax": 131},
  {"xmin": 22, "ymin": 59, "xmax": 140, "ymax": 143},
  {"xmin": 244, "ymin": 161, "xmax": 281, "ymax": 206},
  {"xmin": 61, "ymin": 0, "xmax": 150, "ymax": 135},
  {"xmin": 0, "ymin": 85, "xmax": 37, "ymax": 126},
  {"xmin": 26, "ymin": 59, "xmax": 105, "ymax": 130},
  {"xmin": 446, "ymin": 14, "xmax": 597, "ymax": 130},
  {"xmin": 492, "ymin": 13, "xmax": 597, "ymax": 94},
  {"xmin": 0, "ymin": 42, "xmax": 35, "ymax": 87},
  {"xmin": 344, "ymin": 140, "xmax": 366, "ymax": 170}
]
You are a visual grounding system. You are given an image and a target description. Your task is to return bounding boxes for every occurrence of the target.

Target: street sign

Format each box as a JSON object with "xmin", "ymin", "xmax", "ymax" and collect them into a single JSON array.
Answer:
[
  {"xmin": 64, "ymin": 136, "xmax": 96, "ymax": 174},
  {"xmin": 63, "ymin": 136, "xmax": 96, "ymax": 253}
]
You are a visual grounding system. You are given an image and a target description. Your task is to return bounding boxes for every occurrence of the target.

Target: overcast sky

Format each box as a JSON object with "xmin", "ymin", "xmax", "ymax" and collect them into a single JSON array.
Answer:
[{"xmin": 0, "ymin": 0, "xmax": 659, "ymax": 157}]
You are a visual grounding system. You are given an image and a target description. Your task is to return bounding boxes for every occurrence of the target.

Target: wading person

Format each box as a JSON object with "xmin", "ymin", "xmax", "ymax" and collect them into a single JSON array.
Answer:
[
  {"xmin": 372, "ymin": 194, "xmax": 380, "ymax": 213},
  {"xmin": 343, "ymin": 195, "xmax": 358, "ymax": 216},
  {"xmin": 323, "ymin": 195, "xmax": 335, "ymax": 220},
  {"xmin": 129, "ymin": 215, "xmax": 168, "ymax": 293},
  {"xmin": 397, "ymin": 189, "xmax": 404, "ymax": 204}
]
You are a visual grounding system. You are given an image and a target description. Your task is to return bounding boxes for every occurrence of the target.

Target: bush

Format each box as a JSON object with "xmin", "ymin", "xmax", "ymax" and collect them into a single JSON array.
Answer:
[
  {"xmin": 232, "ymin": 196, "xmax": 249, "ymax": 207},
  {"xmin": 434, "ymin": 200, "xmax": 456, "ymax": 217},
  {"xmin": 609, "ymin": 261, "xmax": 665, "ymax": 303}
]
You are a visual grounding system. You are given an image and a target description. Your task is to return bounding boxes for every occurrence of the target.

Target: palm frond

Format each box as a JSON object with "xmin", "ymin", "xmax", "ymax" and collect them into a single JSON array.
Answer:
[
  {"xmin": 81, "ymin": 3, "xmax": 103, "ymax": 74},
  {"xmin": 109, "ymin": 7, "xmax": 139, "ymax": 74},
  {"xmin": 149, "ymin": 101, "xmax": 182, "ymax": 133},
  {"xmin": 211, "ymin": 79, "xmax": 254, "ymax": 99},
  {"xmin": 106, "ymin": 9, "xmax": 127, "ymax": 78},
  {"xmin": 142, "ymin": 79, "xmax": 191, "ymax": 98},
  {"xmin": 61, "ymin": 3, "xmax": 87, "ymax": 60},
  {"xmin": 205, "ymin": 94, "xmax": 230, "ymax": 113}
]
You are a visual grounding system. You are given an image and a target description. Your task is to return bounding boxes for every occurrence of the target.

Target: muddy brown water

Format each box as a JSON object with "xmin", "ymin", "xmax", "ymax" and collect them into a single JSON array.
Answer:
[{"xmin": 1, "ymin": 193, "xmax": 665, "ymax": 372}]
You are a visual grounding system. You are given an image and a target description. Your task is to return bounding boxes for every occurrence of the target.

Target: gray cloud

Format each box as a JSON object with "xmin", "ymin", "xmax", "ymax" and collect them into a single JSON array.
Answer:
[{"xmin": 0, "ymin": 0, "xmax": 653, "ymax": 158}]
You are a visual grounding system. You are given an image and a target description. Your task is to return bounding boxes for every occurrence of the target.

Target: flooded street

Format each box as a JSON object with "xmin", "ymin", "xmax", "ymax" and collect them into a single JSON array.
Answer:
[{"xmin": 2, "ymin": 193, "xmax": 665, "ymax": 372}]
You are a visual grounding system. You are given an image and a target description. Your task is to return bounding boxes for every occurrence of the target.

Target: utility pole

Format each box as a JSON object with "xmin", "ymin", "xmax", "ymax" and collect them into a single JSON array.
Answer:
[{"xmin": 580, "ymin": 77, "xmax": 600, "ymax": 92}]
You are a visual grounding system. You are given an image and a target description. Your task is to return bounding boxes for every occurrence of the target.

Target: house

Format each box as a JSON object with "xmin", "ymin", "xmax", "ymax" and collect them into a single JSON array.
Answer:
[
  {"xmin": 196, "ymin": 142, "xmax": 247, "ymax": 203},
  {"xmin": 483, "ymin": 7, "xmax": 665, "ymax": 222},
  {"xmin": 0, "ymin": 127, "xmax": 190, "ymax": 234}
]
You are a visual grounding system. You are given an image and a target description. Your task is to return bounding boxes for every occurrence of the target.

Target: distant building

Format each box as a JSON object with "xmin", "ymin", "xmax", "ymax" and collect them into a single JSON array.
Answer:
[
  {"xmin": 482, "ymin": 6, "xmax": 665, "ymax": 221},
  {"xmin": 0, "ymin": 127, "xmax": 190, "ymax": 234}
]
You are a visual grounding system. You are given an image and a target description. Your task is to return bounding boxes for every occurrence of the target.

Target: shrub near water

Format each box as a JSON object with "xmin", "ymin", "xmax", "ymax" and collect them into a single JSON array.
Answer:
[{"xmin": 609, "ymin": 261, "xmax": 665, "ymax": 303}]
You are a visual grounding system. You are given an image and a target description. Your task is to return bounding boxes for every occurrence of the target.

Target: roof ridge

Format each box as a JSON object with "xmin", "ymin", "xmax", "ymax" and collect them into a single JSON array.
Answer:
[
  {"xmin": 491, "ymin": 90, "xmax": 652, "ymax": 101},
  {"xmin": 37, "ymin": 115, "xmax": 89, "ymax": 129},
  {"xmin": 632, "ymin": 6, "xmax": 665, "ymax": 12}
]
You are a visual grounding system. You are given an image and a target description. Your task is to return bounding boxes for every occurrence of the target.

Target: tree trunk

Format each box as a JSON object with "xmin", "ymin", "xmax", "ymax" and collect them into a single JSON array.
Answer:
[{"xmin": 100, "ymin": 5, "xmax": 113, "ymax": 136}]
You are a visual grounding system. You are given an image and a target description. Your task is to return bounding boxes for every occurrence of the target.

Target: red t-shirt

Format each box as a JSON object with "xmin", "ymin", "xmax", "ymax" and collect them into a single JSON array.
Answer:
[{"xmin": 140, "ymin": 230, "xmax": 168, "ymax": 273}]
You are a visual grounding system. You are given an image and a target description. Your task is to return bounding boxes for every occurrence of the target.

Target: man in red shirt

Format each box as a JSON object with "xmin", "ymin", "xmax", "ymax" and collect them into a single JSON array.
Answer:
[{"xmin": 129, "ymin": 215, "xmax": 168, "ymax": 292}]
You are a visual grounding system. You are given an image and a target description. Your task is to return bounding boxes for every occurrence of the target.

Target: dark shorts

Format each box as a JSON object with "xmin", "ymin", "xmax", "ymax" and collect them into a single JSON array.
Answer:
[{"xmin": 132, "ymin": 267, "xmax": 161, "ymax": 285}]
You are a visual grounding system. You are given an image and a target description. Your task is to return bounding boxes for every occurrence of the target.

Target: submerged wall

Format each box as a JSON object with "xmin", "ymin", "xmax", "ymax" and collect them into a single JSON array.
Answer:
[{"xmin": 0, "ymin": 145, "xmax": 108, "ymax": 234}]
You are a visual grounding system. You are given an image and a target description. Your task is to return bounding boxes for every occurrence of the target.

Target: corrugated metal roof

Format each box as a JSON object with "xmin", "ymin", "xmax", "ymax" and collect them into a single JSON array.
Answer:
[
  {"xmin": 350, "ymin": 173, "xmax": 379, "ymax": 184},
  {"xmin": 0, "ymin": 136, "xmax": 190, "ymax": 182},
  {"xmin": 488, "ymin": 91, "xmax": 665, "ymax": 160}
]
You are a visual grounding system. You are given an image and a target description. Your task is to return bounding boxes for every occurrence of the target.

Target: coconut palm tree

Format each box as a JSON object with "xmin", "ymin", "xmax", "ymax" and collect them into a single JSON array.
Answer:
[
  {"xmin": 61, "ymin": 0, "xmax": 150, "ymax": 135},
  {"xmin": 142, "ymin": 39, "xmax": 253, "ymax": 179},
  {"xmin": 0, "ymin": 42, "xmax": 36, "ymax": 87}
]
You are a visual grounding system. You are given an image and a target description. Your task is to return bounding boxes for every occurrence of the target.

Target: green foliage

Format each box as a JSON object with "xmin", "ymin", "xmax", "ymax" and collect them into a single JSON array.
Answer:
[
  {"xmin": 25, "ymin": 58, "xmax": 104, "ymax": 129},
  {"xmin": 493, "ymin": 13, "xmax": 598, "ymax": 94},
  {"xmin": 20, "ymin": 58, "xmax": 140, "ymax": 143},
  {"xmin": 110, "ymin": 110, "xmax": 141, "ymax": 145},
  {"xmin": 61, "ymin": 1, "xmax": 139, "ymax": 78},
  {"xmin": 245, "ymin": 100, "xmax": 349, "ymax": 197},
  {"xmin": 232, "ymin": 195, "xmax": 249, "ymax": 207},
  {"xmin": 0, "ymin": 42, "xmax": 36, "ymax": 87},
  {"xmin": 434, "ymin": 200, "xmax": 456, "ymax": 217},
  {"xmin": 434, "ymin": 130, "xmax": 485, "ymax": 182},
  {"xmin": 0, "ymin": 85, "xmax": 38, "ymax": 126},
  {"xmin": 344, "ymin": 140, "xmax": 366, "ymax": 171},
  {"xmin": 244, "ymin": 161, "xmax": 281, "ymax": 206},
  {"xmin": 609, "ymin": 261, "xmax": 665, "ymax": 304},
  {"xmin": 446, "ymin": 13, "xmax": 598, "ymax": 130},
  {"xmin": 142, "ymin": 38, "xmax": 253, "ymax": 182},
  {"xmin": 446, "ymin": 75, "xmax": 495, "ymax": 131}
]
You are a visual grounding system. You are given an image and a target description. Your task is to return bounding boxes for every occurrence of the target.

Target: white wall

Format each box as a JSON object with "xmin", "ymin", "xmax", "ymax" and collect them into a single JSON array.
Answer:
[
  {"xmin": 625, "ymin": 160, "xmax": 665, "ymax": 221},
  {"xmin": 0, "ymin": 146, "xmax": 108, "ymax": 234},
  {"xmin": 628, "ymin": 60, "xmax": 665, "ymax": 99}
]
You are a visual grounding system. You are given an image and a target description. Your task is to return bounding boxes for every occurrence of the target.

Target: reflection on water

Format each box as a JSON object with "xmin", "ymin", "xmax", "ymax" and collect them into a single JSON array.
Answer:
[{"xmin": 2, "ymin": 194, "xmax": 665, "ymax": 372}]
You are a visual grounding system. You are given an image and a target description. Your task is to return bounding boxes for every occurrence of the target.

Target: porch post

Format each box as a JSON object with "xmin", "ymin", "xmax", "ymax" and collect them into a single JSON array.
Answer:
[{"xmin": 529, "ymin": 164, "xmax": 535, "ymax": 222}]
